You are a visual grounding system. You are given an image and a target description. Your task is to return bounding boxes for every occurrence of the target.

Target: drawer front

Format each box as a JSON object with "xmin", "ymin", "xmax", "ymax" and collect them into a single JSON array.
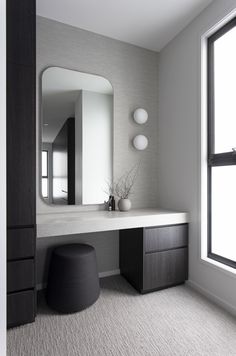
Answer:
[
  {"xmin": 7, "ymin": 259, "xmax": 34, "ymax": 293},
  {"xmin": 144, "ymin": 224, "xmax": 188, "ymax": 253},
  {"xmin": 7, "ymin": 227, "xmax": 35, "ymax": 261},
  {"xmin": 143, "ymin": 248, "xmax": 188, "ymax": 291},
  {"xmin": 7, "ymin": 290, "xmax": 35, "ymax": 328}
]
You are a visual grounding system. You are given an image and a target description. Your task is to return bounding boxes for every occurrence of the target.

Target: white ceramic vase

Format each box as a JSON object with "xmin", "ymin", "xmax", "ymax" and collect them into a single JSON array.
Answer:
[{"xmin": 118, "ymin": 198, "xmax": 131, "ymax": 212}]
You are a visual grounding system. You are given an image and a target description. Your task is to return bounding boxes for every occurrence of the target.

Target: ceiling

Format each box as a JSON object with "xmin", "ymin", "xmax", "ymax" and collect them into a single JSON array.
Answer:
[{"xmin": 37, "ymin": 0, "xmax": 213, "ymax": 51}]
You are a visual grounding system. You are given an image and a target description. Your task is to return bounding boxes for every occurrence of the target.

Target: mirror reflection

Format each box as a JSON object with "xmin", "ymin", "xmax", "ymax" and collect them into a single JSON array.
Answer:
[{"xmin": 41, "ymin": 67, "xmax": 113, "ymax": 205}]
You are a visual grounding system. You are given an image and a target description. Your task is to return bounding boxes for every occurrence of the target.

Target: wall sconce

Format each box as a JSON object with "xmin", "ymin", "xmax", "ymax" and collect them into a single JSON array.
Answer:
[
  {"xmin": 133, "ymin": 135, "xmax": 148, "ymax": 150},
  {"xmin": 133, "ymin": 108, "xmax": 148, "ymax": 124}
]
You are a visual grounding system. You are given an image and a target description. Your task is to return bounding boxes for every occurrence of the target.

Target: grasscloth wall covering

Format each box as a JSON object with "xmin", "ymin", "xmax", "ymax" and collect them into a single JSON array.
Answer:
[{"xmin": 36, "ymin": 16, "xmax": 159, "ymax": 287}]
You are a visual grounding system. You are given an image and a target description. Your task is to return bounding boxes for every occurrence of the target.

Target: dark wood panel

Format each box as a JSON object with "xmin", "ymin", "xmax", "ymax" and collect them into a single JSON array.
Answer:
[
  {"xmin": 143, "ymin": 248, "xmax": 188, "ymax": 291},
  {"xmin": 7, "ymin": 290, "xmax": 35, "ymax": 328},
  {"xmin": 145, "ymin": 224, "xmax": 188, "ymax": 253},
  {"xmin": 7, "ymin": 0, "xmax": 36, "ymax": 329},
  {"xmin": 7, "ymin": 63, "xmax": 35, "ymax": 227},
  {"xmin": 7, "ymin": 0, "xmax": 35, "ymax": 66},
  {"xmin": 120, "ymin": 229, "xmax": 144, "ymax": 292},
  {"xmin": 7, "ymin": 227, "xmax": 35, "ymax": 261},
  {"xmin": 7, "ymin": 259, "xmax": 35, "ymax": 293},
  {"xmin": 67, "ymin": 118, "xmax": 75, "ymax": 205}
]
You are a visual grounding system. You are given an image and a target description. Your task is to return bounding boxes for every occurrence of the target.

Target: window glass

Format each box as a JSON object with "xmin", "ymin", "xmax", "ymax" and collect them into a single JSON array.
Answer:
[
  {"xmin": 42, "ymin": 151, "xmax": 48, "ymax": 177},
  {"xmin": 214, "ymin": 26, "xmax": 236, "ymax": 153},
  {"xmin": 42, "ymin": 178, "xmax": 48, "ymax": 198},
  {"xmin": 211, "ymin": 166, "xmax": 236, "ymax": 261}
]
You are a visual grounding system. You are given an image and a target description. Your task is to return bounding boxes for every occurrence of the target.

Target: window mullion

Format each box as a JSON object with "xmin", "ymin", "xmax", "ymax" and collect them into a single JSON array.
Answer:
[{"xmin": 208, "ymin": 152, "xmax": 236, "ymax": 166}]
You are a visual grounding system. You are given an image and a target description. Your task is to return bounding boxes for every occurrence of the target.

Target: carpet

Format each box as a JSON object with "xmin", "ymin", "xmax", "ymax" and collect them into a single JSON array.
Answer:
[{"xmin": 7, "ymin": 276, "xmax": 236, "ymax": 356}]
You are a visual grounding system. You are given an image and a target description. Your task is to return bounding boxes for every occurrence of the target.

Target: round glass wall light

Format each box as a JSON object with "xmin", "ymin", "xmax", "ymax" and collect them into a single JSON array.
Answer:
[
  {"xmin": 133, "ymin": 108, "xmax": 148, "ymax": 124},
  {"xmin": 133, "ymin": 135, "xmax": 148, "ymax": 150}
]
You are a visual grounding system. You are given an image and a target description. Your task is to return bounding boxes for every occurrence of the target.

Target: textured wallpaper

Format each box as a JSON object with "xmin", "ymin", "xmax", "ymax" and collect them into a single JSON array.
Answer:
[{"xmin": 36, "ymin": 16, "xmax": 159, "ymax": 214}]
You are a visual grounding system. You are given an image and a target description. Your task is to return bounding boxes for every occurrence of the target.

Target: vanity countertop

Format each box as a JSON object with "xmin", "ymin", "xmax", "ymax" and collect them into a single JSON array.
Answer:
[{"xmin": 37, "ymin": 208, "xmax": 188, "ymax": 238}]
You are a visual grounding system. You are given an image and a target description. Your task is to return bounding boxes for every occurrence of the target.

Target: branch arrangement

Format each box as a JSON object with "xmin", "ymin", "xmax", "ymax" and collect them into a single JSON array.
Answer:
[
  {"xmin": 115, "ymin": 163, "xmax": 140, "ymax": 199},
  {"xmin": 104, "ymin": 180, "xmax": 115, "ymax": 197}
]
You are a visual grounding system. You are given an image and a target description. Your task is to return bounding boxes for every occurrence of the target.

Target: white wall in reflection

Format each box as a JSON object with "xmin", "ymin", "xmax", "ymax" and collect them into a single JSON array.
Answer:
[{"xmin": 75, "ymin": 90, "xmax": 113, "ymax": 205}]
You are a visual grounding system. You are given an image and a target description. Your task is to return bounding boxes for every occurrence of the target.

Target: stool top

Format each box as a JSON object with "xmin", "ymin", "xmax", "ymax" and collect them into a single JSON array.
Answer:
[{"xmin": 53, "ymin": 244, "xmax": 94, "ymax": 258}]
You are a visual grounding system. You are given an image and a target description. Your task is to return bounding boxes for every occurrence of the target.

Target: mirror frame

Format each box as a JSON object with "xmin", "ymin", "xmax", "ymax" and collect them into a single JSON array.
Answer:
[{"xmin": 39, "ymin": 66, "xmax": 114, "ymax": 207}]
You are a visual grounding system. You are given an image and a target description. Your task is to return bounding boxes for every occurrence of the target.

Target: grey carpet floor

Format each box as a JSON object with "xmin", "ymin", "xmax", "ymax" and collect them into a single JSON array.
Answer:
[{"xmin": 7, "ymin": 276, "xmax": 236, "ymax": 356}]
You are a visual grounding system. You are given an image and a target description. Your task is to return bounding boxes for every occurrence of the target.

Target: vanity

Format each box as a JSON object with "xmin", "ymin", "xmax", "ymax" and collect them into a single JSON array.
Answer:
[
  {"xmin": 37, "ymin": 209, "xmax": 189, "ymax": 293},
  {"xmin": 7, "ymin": 0, "xmax": 188, "ymax": 328},
  {"xmin": 38, "ymin": 69, "xmax": 189, "ymax": 294}
]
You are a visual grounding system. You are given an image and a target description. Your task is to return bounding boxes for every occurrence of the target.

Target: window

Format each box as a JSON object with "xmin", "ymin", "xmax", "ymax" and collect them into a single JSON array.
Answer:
[
  {"xmin": 207, "ymin": 17, "xmax": 236, "ymax": 268},
  {"xmin": 42, "ymin": 150, "xmax": 48, "ymax": 198}
]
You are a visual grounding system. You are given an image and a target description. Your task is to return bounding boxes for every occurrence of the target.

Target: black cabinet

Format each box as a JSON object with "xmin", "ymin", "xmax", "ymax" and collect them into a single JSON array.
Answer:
[
  {"xmin": 7, "ymin": 64, "xmax": 35, "ymax": 227},
  {"xmin": 145, "ymin": 224, "xmax": 188, "ymax": 252},
  {"xmin": 7, "ymin": 0, "xmax": 35, "ymax": 66},
  {"xmin": 7, "ymin": 228, "xmax": 35, "ymax": 261},
  {"xmin": 7, "ymin": 0, "xmax": 36, "ymax": 328},
  {"xmin": 7, "ymin": 260, "xmax": 35, "ymax": 293},
  {"xmin": 120, "ymin": 224, "xmax": 188, "ymax": 293},
  {"xmin": 7, "ymin": 291, "xmax": 36, "ymax": 329},
  {"xmin": 144, "ymin": 248, "xmax": 188, "ymax": 291}
]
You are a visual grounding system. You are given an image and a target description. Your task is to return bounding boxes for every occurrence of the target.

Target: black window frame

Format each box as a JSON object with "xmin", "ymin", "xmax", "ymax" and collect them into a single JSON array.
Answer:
[
  {"xmin": 42, "ymin": 150, "xmax": 49, "ymax": 199},
  {"xmin": 207, "ymin": 17, "xmax": 236, "ymax": 269}
]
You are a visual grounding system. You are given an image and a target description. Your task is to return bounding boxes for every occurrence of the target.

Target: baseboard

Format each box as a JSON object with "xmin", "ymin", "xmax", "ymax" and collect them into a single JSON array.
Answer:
[
  {"xmin": 187, "ymin": 279, "xmax": 236, "ymax": 317},
  {"xmin": 37, "ymin": 282, "xmax": 47, "ymax": 291},
  {"xmin": 36, "ymin": 269, "xmax": 120, "ymax": 291},
  {"xmin": 99, "ymin": 269, "xmax": 120, "ymax": 278}
]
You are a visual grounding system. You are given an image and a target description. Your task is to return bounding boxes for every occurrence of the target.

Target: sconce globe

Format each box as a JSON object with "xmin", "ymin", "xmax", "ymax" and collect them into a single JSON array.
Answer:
[
  {"xmin": 133, "ymin": 108, "xmax": 148, "ymax": 124},
  {"xmin": 133, "ymin": 135, "xmax": 148, "ymax": 150}
]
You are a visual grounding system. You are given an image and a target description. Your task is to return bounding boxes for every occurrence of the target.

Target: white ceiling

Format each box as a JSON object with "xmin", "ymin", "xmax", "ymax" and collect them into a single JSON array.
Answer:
[{"xmin": 37, "ymin": 0, "xmax": 213, "ymax": 51}]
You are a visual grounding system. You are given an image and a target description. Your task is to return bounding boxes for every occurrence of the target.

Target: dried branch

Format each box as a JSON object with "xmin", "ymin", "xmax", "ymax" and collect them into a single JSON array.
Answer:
[
  {"xmin": 115, "ymin": 162, "xmax": 140, "ymax": 199},
  {"xmin": 103, "ymin": 180, "xmax": 115, "ymax": 197}
]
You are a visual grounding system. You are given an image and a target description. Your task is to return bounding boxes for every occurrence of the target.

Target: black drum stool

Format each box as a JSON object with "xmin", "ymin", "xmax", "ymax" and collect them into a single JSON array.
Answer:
[{"xmin": 46, "ymin": 243, "xmax": 100, "ymax": 313}]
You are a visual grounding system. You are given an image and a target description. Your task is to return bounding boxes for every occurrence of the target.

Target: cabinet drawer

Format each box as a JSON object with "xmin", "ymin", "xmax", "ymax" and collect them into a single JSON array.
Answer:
[
  {"xmin": 7, "ymin": 228, "xmax": 35, "ymax": 260},
  {"xmin": 144, "ymin": 224, "xmax": 188, "ymax": 253},
  {"xmin": 7, "ymin": 290, "xmax": 35, "ymax": 328},
  {"xmin": 7, "ymin": 259, "xmax": 34, "ymax": 293},
  {"xmin": 143, "ymin": 248, "xmax": 188, "ymax": 291}
]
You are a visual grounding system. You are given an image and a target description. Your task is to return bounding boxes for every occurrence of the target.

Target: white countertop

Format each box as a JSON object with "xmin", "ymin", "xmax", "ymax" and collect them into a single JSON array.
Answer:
[{"xmin": 37, "ymin": 208, "xmax": 188, "ymax": 238}]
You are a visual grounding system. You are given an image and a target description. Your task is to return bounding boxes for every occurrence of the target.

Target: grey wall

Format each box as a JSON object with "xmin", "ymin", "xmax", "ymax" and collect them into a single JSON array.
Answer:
[
  {"xmin": 37, "ymin": 16, "xmax": 159, "ymax": 214},
  {"xmin": 36, "ymin": 16, "xmax": 159, "ymax": 287},
  {"xmin": 158, "ymin": 0, "xmax": 236, "ymax": 314},
  {"xmin": 37, "ymin": 231, "xmax": 119, "ymax": 288}
]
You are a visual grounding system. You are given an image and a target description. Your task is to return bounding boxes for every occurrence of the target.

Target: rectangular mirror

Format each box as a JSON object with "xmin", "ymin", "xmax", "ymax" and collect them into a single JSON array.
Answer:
[{"xmin": 41, "ymin": 67, "xmax": 113, "ymax": 205}]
